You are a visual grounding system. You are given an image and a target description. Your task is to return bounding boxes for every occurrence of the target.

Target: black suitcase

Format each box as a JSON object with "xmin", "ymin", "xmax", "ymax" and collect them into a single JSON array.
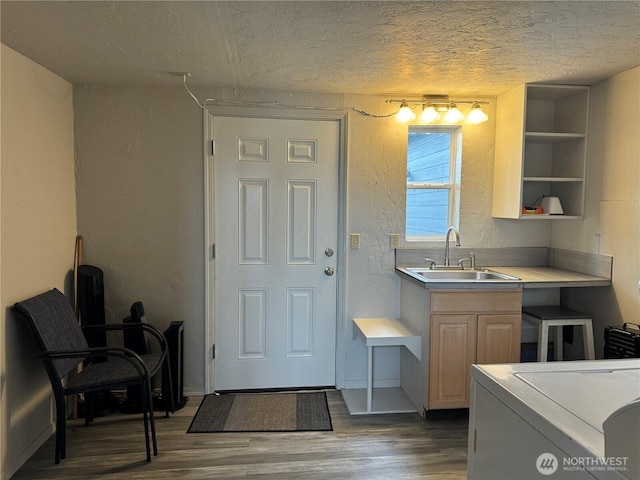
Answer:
[{"xmin": 604, "ymin": 323, "xmax": 640, "ymax": 358}]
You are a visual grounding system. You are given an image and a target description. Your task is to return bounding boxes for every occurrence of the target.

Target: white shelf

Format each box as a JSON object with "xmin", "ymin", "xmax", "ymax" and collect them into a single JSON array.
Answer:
[
  {"xmin": 525, "ymin": 132, "xmax": 585, "ymax": 142},
  {"xmin": 526, "ymin": 84, "xmax": 588, "ymax": 101},
  {"xmin": 352, "ymin": 317, "xmax": 421, "ymax": 359},
  {"xmin": 518, "ymin": 215, "xmax": 582, "ymax": 220},
  {"xmin": 341, "ymin": 387, "xmax": 417, "ymax": 415},
  {"xmin": 523, "ymin": 177, "xmax": 583, "ymax": 182},
  {"xmin": 350, "ymin": 318, "xmax": 422, "ymax": 415}
]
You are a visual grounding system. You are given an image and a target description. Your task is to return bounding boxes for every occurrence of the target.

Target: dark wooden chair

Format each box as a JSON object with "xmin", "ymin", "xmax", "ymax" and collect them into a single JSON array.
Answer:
[{"xmin": 14, "ymin": 288, "xmax": 171, "ymax": 464}]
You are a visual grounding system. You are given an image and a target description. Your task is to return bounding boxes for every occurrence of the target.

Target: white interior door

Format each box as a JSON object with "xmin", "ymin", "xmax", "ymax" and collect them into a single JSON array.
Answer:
[{"xmin": 213, "ymin": 116, "xmax": 339, "ymax": 390}]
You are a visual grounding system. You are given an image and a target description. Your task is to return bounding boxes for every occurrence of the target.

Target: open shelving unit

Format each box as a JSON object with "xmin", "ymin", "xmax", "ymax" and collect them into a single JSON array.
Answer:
[{"xmin": 492, "ymin": 84, "xmax": 590, "ymax": 219}]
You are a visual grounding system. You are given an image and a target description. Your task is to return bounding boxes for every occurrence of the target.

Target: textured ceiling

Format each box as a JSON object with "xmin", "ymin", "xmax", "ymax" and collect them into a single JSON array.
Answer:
[{"xmin": 1, "ymin": 1, "xmax": 639, "ymax": 97}]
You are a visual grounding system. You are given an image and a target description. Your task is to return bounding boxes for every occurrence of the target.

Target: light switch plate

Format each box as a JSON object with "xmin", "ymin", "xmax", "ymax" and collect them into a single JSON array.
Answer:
[{"xmin": 350, "ymin": 233, "xmax": 360, "ymax": 249}]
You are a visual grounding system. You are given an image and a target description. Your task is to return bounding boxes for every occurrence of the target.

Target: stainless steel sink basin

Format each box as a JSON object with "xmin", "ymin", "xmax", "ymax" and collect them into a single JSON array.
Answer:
[{"xmin": 401, "ymin": 268, "xmax": 520, "ymax": 282}]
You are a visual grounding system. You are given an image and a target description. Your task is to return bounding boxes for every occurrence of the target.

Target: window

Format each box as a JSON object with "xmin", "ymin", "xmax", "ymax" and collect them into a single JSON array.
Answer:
[{"xmin": 406, "ymin": 126, "xmax": 461, "ymax": 240}]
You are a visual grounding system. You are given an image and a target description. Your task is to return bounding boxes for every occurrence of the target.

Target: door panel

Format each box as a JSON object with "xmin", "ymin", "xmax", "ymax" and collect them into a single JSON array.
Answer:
[
  {"xmin": 213, "ymin": 116, "xmax": 339, "ymax": 390},
  {"xmin": 238, "ymin": 289, "xmax": 267, "ymax": 359},
  {"xmin": 239, "ymin": 180, "xmax": 268, "ymax": 264},
  {"xmin": 287, "ymin": 180, "xmax": 316, "ymax": 264},
  {"xmin": 287, "ymin": 288, "xmax": 314, "ymax": 357}
]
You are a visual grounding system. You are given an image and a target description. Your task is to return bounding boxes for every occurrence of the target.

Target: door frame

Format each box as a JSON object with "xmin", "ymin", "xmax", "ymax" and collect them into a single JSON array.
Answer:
[{"xmin": 203, "ymin": 105, "xmax": 349, "ymax": 394}]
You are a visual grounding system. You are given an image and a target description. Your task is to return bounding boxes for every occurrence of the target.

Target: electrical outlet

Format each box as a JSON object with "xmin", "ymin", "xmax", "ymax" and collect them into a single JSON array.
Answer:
[
  {"xmin": 390, "ymin": 234, "xmax": 399, "ymax": 249},
  {"xmin": 350, "ymin": 233, "xmax": 360, "ymax": 249}
]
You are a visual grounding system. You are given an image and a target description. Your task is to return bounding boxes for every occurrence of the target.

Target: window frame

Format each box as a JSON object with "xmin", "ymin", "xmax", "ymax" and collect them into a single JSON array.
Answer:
[{"xmin": 405, "ymin": 125, "xmax": 462, "ymax": 242}]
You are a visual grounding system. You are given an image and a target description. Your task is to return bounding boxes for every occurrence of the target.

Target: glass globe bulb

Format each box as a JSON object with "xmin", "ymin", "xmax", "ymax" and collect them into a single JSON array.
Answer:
[
  {"xmin": 420, "ymin": 105, "xmax": 441, "ymax": 123},
  {"xmin": 396, "ymin": 102, "xmax": 416, "ymax": 122},
  {"xmin": 467, "ymin": 104, "xmax": 488, "ymax": 124},
  {"xmin": 444, "ymin": 103, "xmax": 464, "ymax": 123}
]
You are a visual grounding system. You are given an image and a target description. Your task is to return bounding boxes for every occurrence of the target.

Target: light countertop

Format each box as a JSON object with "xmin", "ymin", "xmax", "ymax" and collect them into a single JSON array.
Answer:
[
  {"xmin": 396, "ymin": 265, "xmax": 611, "ymax": 289},
  {"xmin": 485, "ymin": 266, "xmax": 611, "ymax": 288}
]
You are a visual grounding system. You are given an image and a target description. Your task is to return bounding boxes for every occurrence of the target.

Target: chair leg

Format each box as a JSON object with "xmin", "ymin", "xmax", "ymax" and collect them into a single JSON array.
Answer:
[
  {"xmin": 58, "ymin": 403, "xmax": 66, "ymax": 461},
  {"xmin": 55, "ymin": 396, "xmax": 66, "ymax": 464},
  {"xmin": 140, "ymin": 379, "xmax": 151, "ymax": 462},
  {"xmin": 163, "ymin": 356, "xmax": 175, "ymax": 416},
  {"xmin": 54, "ymin": 419, "xmax": 62, "ymax": 464},
  {"xmin": 84, "ymin": 392, "xmax": 95, "ymax": 426},
  {"xmin": 145, "ymin": 376, "xmax": 158, "ymax": 456}
]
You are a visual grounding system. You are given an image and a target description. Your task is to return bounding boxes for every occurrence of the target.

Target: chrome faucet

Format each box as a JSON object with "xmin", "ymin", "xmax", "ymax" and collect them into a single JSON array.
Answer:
[
  {"xmin": 425, "ymin": 258, "xmax": 436, "ymax": 269},
  {"xmin": 444, "ymin": 226, "xmax": 461, "ymax": 266},
  {"xmin": 458, "ymin": 251, "xmax": 476, "ymax": 270}
]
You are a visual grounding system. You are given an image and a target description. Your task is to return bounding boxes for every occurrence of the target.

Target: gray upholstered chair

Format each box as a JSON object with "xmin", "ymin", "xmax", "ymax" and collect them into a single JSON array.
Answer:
[{"xmin": 14, "ymin": 288, "xmax": 170, "ymax": 464}]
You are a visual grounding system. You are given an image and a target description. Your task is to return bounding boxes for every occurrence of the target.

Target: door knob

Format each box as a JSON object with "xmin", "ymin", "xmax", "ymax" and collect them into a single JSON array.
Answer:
[{"xmin": 324, "ymin": 267, "xmax": 334, "ymax": 276}]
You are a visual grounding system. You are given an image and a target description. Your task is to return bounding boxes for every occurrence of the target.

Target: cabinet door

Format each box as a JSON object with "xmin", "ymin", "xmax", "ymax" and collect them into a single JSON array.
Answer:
[
  {"xmin": 429, "ymin": 314, "xmax": 476, "ymax": 409},
  {"xmin": 477, "ymin": 314, "xmax": 522, "ymax": 364}
]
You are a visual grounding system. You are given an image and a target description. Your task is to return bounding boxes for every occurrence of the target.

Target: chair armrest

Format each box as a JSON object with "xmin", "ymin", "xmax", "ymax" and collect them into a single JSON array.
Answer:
[
  {"xmin": 39, "ymin": 346, "xmax": 151, "ymax": 377},
  {"xmin": 82, "ymin": 323, "xmax": 168, "ymax": 355}
]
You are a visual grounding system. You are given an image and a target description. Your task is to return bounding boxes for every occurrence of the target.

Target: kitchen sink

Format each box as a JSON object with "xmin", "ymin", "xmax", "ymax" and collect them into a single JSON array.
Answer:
[{"xmin": 401, "ymin": 267, "xmax": 521, "ymax": 283}]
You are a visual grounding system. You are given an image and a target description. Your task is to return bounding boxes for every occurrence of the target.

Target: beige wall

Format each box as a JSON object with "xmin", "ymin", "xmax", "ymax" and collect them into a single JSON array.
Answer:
[
  {"xmin": 0, "ymin": 45, "xmax": 76, "ymax": 478},
  {"xmin": 73, "ymin": 85, "xmax": 205, "ymax": 391},
  {"xmin": 554, "ymin": 66, "xmax": 640, "ymax": 356},
  {"xmin": 73, "ymin": 85, "xmax": 553, "ymax": 394}
]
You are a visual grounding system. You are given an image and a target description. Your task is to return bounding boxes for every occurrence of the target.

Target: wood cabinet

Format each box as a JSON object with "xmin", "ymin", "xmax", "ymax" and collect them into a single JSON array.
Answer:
[
  {"xmin": 429, "ymin": 314, "xmax": 477, "ymax": 408},
  {"xmin": 428, "ymin": 290, "xmax": 521, "ymax": 410},
  {"xmin": 492, "ymin": 83, "xmax": 589, "ymax": 219}
]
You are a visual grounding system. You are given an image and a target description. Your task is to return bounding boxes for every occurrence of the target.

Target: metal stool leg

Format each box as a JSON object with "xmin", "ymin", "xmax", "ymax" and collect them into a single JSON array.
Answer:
[
  {"xmin": 583, "ymin": 319, "xmax": 596, "ymax": 360},
  {"xmin": 538, "ymin": 320, "xmax": 549, "ymax": 362},
  {"xmin": 366, "ymin": 345, "xmax": 373, "ymax": 413},
  {"xmin": 555, "ymin": 325, "xmax": 564, "ymax": 361}
]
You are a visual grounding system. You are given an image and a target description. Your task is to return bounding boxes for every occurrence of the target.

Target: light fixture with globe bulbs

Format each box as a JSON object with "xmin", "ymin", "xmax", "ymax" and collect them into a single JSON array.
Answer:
[{"xmin": 386, "ymin": 95, "xmax": 489, "ymax": 124}]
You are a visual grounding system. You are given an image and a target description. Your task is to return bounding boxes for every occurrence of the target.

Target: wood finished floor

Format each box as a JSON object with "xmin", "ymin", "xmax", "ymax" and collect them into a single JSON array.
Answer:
[{"xmin": 13, "ymin": 390, "xmax": 469, "ymax": 479}]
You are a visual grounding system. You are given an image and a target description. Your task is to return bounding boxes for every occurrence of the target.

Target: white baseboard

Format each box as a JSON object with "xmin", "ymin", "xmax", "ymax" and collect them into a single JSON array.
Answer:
[
  {"xmin": 184, "ymin": 387, "xmax": 205, "ymax": 397},
  {"xmin": 2, "ymin": 422, "xmax": 54, "ymax": 480},
  {"xmin": 343, "ymin": 378, "xmax": 400, "ymax": 390}
]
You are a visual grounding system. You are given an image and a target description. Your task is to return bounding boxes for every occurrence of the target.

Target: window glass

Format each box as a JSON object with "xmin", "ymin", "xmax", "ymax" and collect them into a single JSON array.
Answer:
[
  {"xmin": 406, "ymin": 127, "xmax": 461, "ymax": 240},
  {"xmin": 406, "ymin": 188, "xmax": 449, "ymax": 236}
]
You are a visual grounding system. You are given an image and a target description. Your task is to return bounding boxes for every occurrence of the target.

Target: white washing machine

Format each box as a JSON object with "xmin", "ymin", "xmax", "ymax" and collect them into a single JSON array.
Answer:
[{"xmin": 467, "ymin": 359, "xmax": 640, "ymax": 480}]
